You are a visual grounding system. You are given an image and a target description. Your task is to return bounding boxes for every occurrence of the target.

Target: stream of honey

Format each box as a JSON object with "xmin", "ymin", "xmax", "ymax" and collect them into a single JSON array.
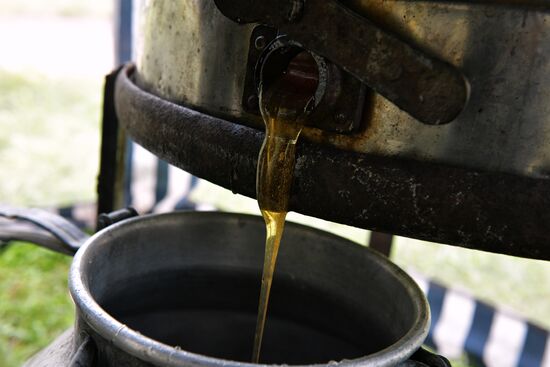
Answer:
[
  {"xmin": 252, "ymin": 53, "xmax": 318, "ymax": 363},
  {"xmin": 252, "ymin": 103, "xmax": 303, "ymax": 363}
]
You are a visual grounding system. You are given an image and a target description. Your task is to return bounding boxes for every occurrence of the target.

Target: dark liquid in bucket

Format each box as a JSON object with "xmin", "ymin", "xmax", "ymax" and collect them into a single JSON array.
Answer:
[{"xmin": 102, "ymin": 267, "xmax": 384, "ymax": 365}]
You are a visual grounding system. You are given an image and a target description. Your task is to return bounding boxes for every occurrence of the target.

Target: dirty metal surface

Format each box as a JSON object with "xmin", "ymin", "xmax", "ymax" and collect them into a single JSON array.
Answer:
[
  {"xmin": 97, "ymin": 66, "xmax": 127, "ymax": 221},
  {"xmin": 327, "ymin": 1, "xmax": 550, "ymax": 178},
  {"xmin": 432, "ymin": 0, "xmax": 550, "ymax": 7},
  {"xmin": 214, "ymin": 0, "xmax": 468, "ymax": 125},
  {"xmin": 134, "ymin": 0, "xmax": 256, "ymax": 124},
  {"xmin": 115, "ymin": 66, "xmax": 550, "ymax": 261},
  {"xmin": 135, "ymin": 1, "xmax": 550, "ymax": 180}
]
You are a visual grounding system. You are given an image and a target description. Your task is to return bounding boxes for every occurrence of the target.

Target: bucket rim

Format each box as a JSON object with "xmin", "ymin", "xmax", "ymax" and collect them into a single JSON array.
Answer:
[{"xmin": 69, "ymin": 211, "xmax": 430, "ymax": 367}]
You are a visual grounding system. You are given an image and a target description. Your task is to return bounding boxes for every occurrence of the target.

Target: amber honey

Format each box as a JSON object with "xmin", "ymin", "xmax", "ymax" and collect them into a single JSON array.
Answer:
[
  {"xmin": 252, "ymin": 52, "xmax": 318, "ymax": 363},
  {"xmin": 252, "ymin": 104, "xmax": 303, "ymax": 363}
]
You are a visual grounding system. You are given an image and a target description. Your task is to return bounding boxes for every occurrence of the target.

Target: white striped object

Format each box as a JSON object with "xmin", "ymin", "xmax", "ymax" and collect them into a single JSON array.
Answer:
[
  {"xmin": 153, "ymin": 165, "xmax": 194, "ymax": 213},
  {"xmin": 433, "ymin": 289, "xmax": 476, "ymax": 359},
  {"xmin": 409, "ymin": 268, "xmax": 549, "ymax": 366},
  {"xmin": 484, "ymin": 312, "xmax": 527, "ymax": 367}
]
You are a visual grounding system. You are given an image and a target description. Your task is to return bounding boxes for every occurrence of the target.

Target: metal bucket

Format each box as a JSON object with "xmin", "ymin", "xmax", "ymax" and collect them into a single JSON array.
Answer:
[{"xmin": 18, "ymin": 211, "xmax": 430, "ymax": 366}]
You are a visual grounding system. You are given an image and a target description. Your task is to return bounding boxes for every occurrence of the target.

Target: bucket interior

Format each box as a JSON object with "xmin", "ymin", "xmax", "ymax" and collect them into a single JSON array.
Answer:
[
  {"xmin": 101, "ymin": 267, "xmax": 393, "ymax": 364},
  {"xmin": 76, "ymin": 213, "xmax": 425, "ymax": 365}
]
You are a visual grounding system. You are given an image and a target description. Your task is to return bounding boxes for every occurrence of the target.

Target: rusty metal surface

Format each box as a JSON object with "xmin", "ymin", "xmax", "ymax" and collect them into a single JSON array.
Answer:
[
  {"xmin": 214, "ymin": 0, "xmax": 468, "ymax": 125},
  {"xmin": 328, "ymin": 1, "xmax": 550, "ymax": 178},
  {"xmin": 115, "ymin": 66, "xmax": 550, "ymax": 261},
  {"xmin": 436, "ymin": 0, "xmax": 550, "ymax": 7},
  {"xmin": 135, "ymin": 1, "xmax": 550, "ymax": 180}
]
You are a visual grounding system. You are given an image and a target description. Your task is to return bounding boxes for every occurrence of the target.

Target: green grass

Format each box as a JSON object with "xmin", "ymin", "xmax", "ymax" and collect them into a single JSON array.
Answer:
[
  {"xmin": 0, "ymin": 67, "xmax": 101, "ymax": 365},
  {"xmin": 0, "ymin": 70, "xmax": 101, "ymax": 207},
  {"xmin": 0, "ymin": 243, "xmax": 73, "ymax": 366}
]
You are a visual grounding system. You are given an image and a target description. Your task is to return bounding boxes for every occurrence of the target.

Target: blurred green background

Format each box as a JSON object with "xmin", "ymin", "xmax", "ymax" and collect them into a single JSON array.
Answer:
[
  {"xmin": 0, "ymin": 2, "xmax": 110, "ymax": 366},
  {"xmin": 0, "ymin": 1, "xmax": 548, "ymax": 366}
]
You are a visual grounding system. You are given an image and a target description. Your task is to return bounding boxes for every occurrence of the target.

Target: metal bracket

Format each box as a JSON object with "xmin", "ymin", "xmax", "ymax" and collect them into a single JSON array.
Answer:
[
  {"xmin": 97, "ymin": 207, "xmax": 138, "ymax": 231},
  {"xmin": 115, "ymin": 64, "xmax": 550, "ymax": 261},
  {"xmin": 97, "ymin": 65, "xmax": 128, "ymax": 229},
  {"xmin": 215, "ymin": 0, "xmax": 468, "ymax": 125}
]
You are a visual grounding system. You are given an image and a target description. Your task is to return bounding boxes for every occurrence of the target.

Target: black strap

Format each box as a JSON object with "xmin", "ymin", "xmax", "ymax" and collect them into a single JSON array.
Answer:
[
  {"xmin": 400, "ymin": 347, "xmax": 451, "ymax": 367},
  {"xmin": 0, "ymin": 205, "xmax": 88, "ymax": 254}
]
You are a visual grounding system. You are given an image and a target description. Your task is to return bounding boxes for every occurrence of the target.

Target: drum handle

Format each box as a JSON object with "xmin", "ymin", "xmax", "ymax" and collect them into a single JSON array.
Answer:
[
  {"xmin": 0, "ymin": 205, "xmax": 89, "ymax": 255},
  {"xmin": 0, "ymin": 205, "xmax": 138, "ymax": 255},
  {"xmin": 399, "ymin": 347, "xmax": 452, "ymax": 367}
]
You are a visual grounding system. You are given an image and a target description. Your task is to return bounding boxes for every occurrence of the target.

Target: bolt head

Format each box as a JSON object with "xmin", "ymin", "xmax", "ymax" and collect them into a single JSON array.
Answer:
[{"xmin": 254, "ymin": 36, "xmax": 267, "ymax": 50}]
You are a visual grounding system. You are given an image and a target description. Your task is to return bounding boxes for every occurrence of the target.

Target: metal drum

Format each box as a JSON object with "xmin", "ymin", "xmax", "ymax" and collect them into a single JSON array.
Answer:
[
  {"xmin": 111, "ymin": 1, "xmax": 550, "ymax": 259},
  {"xmin": 22, "ymin": 211, "xmax": 430, "ymax": 366},
  {"xmin": 134, "ymin": 0, "xmax": 550, "ymax": 178}
]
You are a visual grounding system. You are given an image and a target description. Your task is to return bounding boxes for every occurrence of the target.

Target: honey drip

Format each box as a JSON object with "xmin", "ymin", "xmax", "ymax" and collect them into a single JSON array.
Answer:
[
  {"xmin": 252, "ymin": 105, "xmax": 303, "ymax": 363},
  {"xmin": 252, "ymin": 55, "xmax": 316, "ymax": 363}
]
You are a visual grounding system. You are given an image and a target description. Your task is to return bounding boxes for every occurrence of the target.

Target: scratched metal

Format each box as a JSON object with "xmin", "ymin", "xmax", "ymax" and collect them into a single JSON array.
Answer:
[
  {"xmin": 134, "ymin": 1, "xmax": 255, "ymax": 123},
  {"xmin": 135, "ymin": 1, "xmax": 550, "ymax": 179},
  {"xmin": 214, "ymin": 0, "xmax": 469, "ymax": 125},
  {"xmin": 115, "ymin": 67, "xmax": 550, "ymax": 260}
]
